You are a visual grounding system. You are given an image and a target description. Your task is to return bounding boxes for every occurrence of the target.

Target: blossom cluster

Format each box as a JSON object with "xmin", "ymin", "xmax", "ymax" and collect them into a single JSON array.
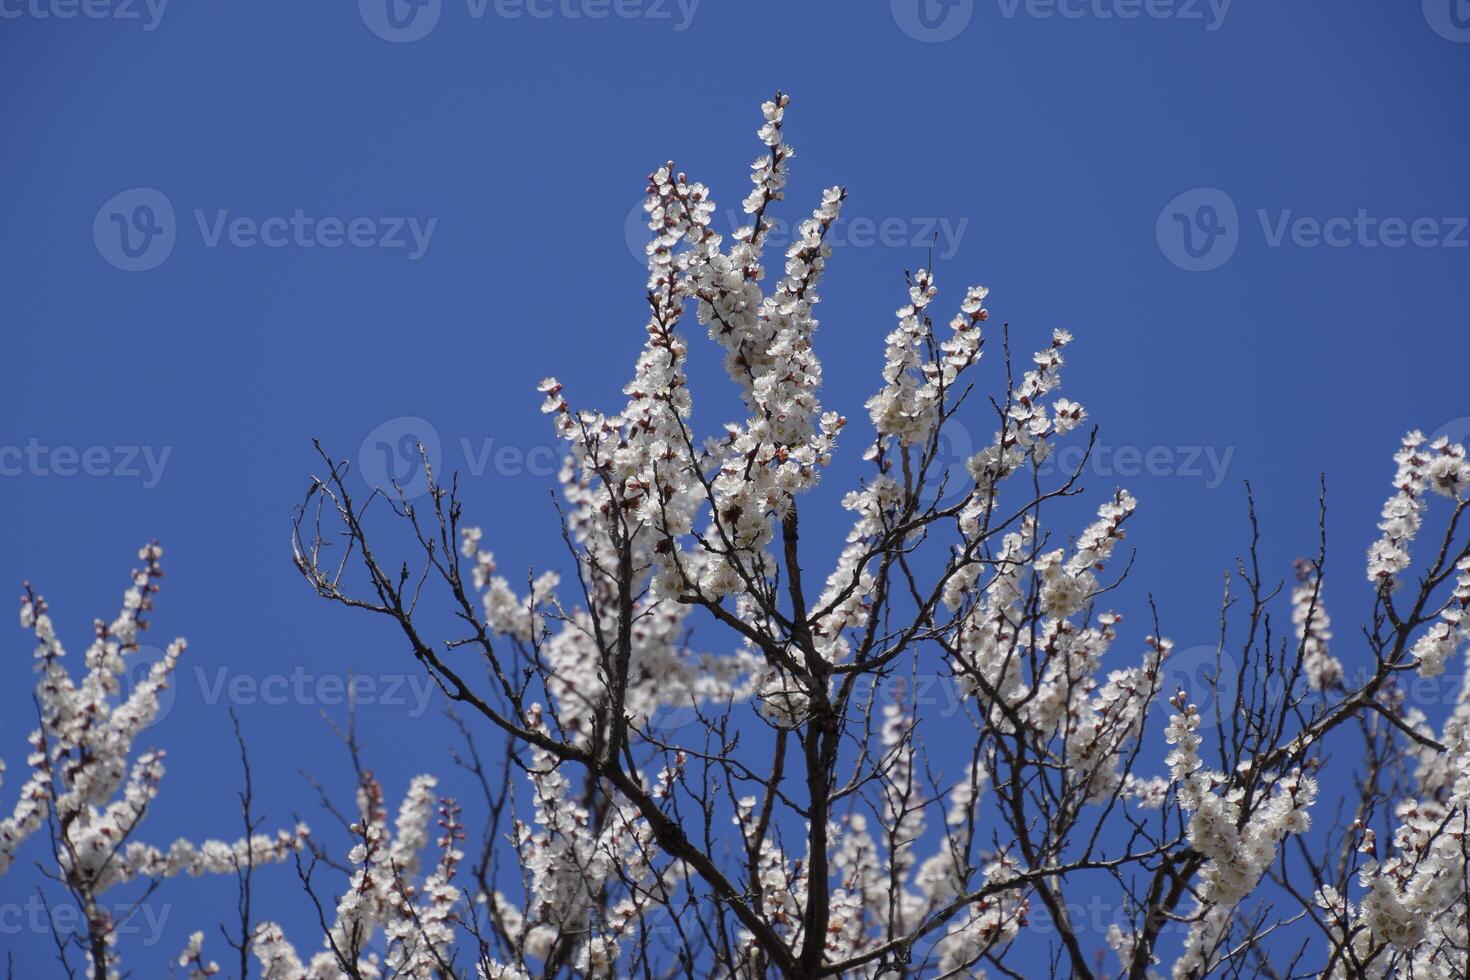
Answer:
[
  {"xmin": 1164, "ymin": 693, "xmax": 1318, "ymax": 977},
  {"xmin": 1313, "ymin": 705, "xmax": 1470, "ymax": 977},
  {"xmin": 1, "ymin": 545, "xmax": 305, "ymax": 978},
  {"xmin": 1292, "ymin": 559, "xmax": 1343, "ymax": 691},
  {"xmin": 247, "ymin": 771, "xmax": 468, "ymax": 979},
  {"xmin": 1303, "ymin": 438, "xmax": 1470, "ymax": 977},
  {"xmin": 1367, "ymin": 432, "xmax": 1470, "ymax": 588}
]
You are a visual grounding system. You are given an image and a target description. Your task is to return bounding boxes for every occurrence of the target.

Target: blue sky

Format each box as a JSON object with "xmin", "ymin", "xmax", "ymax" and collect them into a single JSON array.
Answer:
[{"xmin": 1, "ymin": 0, "xmax": 1468, "ymax": 973}]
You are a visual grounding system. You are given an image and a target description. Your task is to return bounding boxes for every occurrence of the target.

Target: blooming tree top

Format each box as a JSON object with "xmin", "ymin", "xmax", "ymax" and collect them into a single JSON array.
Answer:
[{"xmin": 5, "ymin": 94, "xmax": 1469, "ymax": 980}]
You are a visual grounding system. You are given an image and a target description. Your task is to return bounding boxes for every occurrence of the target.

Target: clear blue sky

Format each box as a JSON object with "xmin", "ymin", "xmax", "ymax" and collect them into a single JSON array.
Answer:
[{"xmin": 1, "ymin": 0, "xmax": 1467, "ymax": 973}]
